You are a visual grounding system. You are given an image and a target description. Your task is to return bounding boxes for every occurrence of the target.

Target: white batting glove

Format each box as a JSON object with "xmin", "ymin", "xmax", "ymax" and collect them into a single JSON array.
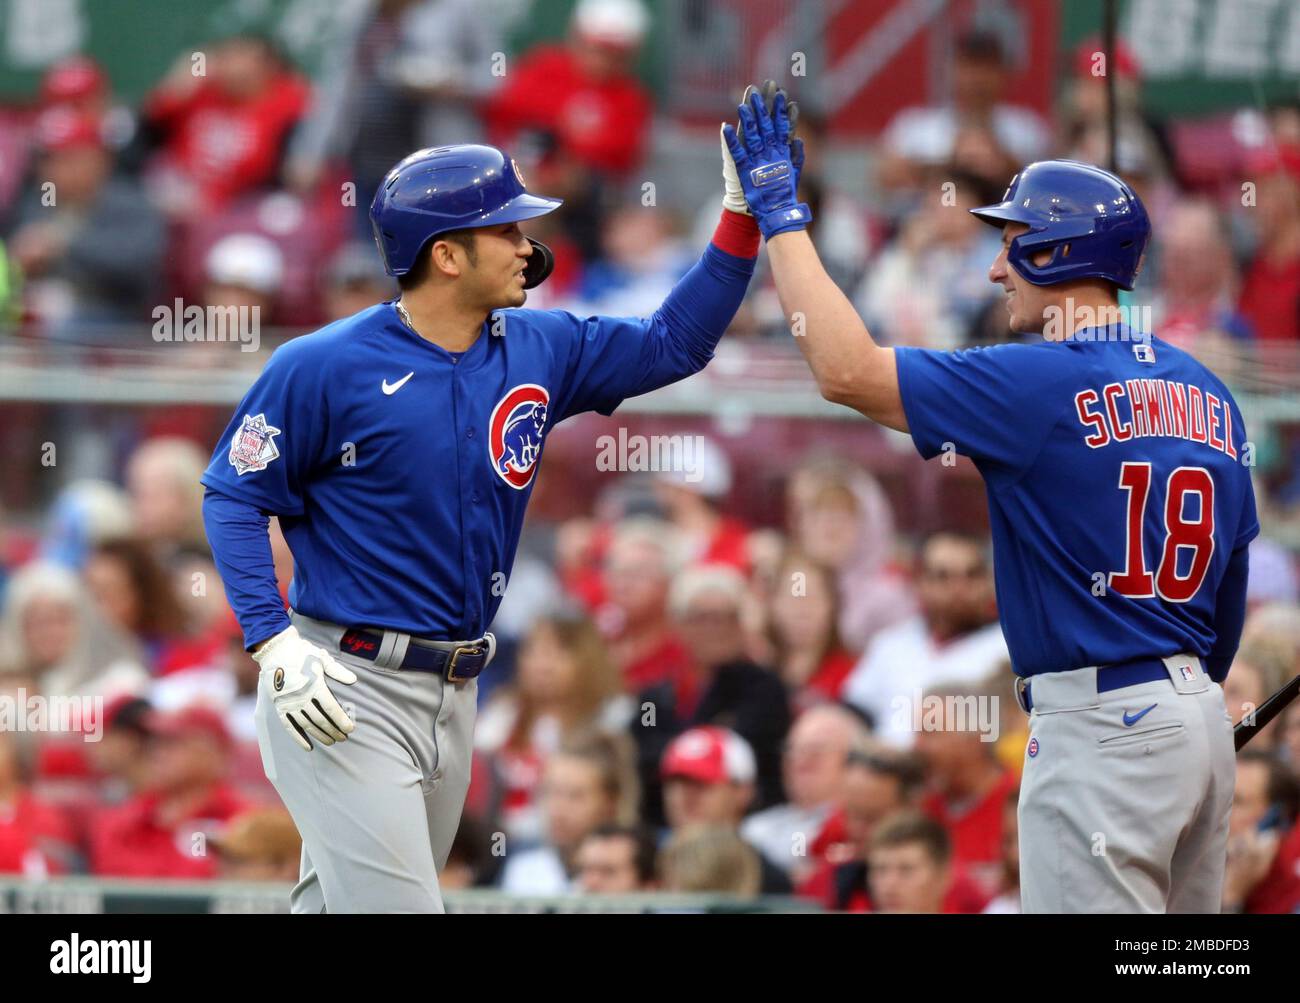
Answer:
[
  {"xmin": 720, "ymin": 123, "xmax": 751, "ymax": 216},
  {"xmin": 253, "ymin": 625, "xmax": 357, "ymax": 751}
]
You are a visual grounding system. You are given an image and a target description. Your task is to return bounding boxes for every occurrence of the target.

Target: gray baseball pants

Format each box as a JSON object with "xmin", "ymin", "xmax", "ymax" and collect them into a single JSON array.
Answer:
[
  {"xmin": 1017, "ymin": 653, "xmax": 1235, "ymax": 914},
  {"xmin": 254, "ymin": 611, "xmax": 481, "ymax": 913}
]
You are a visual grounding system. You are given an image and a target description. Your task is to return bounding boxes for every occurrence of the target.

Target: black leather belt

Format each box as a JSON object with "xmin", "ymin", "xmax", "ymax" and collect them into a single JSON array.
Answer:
[{"xmin": 338, "ymin": 628, "xmax": 490, "ymax": 682}]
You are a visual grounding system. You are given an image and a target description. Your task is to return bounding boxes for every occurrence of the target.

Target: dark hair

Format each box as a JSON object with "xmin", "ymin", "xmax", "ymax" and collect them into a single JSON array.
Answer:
[
  {"xmin": 918, "ymin": 530, "xmax": 991, "ymax": 573},
  {"xmin": 870, "ymin": 811, "xmax": 952, "ymax": 867},
  {"xmin": 846, "ymin": 747, "xmax": 926, "ymax": 800},
  {"xmin": 585, "ymin": 823, "xmax": 659, "ymax": 884},
  {"xmin": 91, "ymin": 537, "xmax": 189, "ymax": 637},
  {"xmin": 397, "ymin": 229, "xmax": 478, "ymax": 291},
  {"xmin": 956, "ymin": 29, "xmax": 1007, "ymax": 65},
  {"xmin": 1239, "ymin": 749, "xmax": 1300, "ymax": 825}
]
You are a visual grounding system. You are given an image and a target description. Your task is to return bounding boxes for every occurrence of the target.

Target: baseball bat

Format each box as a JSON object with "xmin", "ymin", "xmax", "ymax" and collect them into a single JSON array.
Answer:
[{"xmin": 1234, "ymin": 673, "xmax": 1300, "ymax": 751}]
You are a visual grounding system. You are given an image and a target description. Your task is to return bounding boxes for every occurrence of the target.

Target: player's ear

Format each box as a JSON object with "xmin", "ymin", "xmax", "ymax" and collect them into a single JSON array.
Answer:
[{"xmin": 429, "ymin": 239, "xmax": 463, "ymax": 279}]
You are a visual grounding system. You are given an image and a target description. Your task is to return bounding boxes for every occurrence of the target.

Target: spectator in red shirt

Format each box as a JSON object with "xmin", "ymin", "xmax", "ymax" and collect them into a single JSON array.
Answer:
[
  {"xmin": 651, "ymin": 437, "xmax": 751, "ymax": 573},
  {"xmin": 84, "ymin": 696, "xmax": 155, "ymax": 807},
  {"xmin": 38, "ymin": 55, "xmax": 139, "ymax": 164},
  {"xmin": 796, "ymin": 745, "xmax": 923, "ymax": 911},
  {"xmin": 83, "ymin": 537, "xmax": 221, "ymax": 678},
  {"xmin": 867, "ymin": 811, "xmax": 954, "ymax": 914},
  {"xmin": 486, "ymin": 0, "xmax": 650, "ymax": 179},
  {"xmin": 981, "ymin": 785, "xmax": 1022, "ymax": 913},
  {"xmin": 633, "ymin": 565, "xmax": 792, "ymax": 826},
  {"xmin": 141, "ymin": 34, "xmax": 310, "ymax": 217},
  {"xmin": 740, "ymin": 703, "xmax": 865, "ymax": 883},
  {"xmin": 914, "ymin": 681, "xmax": 1017, "ymax": 896},
  {"xmin": 473, "ymin": 611, "xmax": 632, "ymax": 845},
  {"xmin": 1238, "ymin": 144, "xmax": 1300, "ymax": 342},
  {"xmin": 599, "ymin": 519, "xmax": 690, "ymax": 692},
  {"xmin": 764, "ymin": 549, "xmax": 855, "ymax": 708},
  {"xmin": 659, "ymin": 726, "xmax": 791, "ymax": 895},
  {"xmin": 1223, "ymin": 750, "xmax": 1300, "ymax": 913},
  {"xmin": 0, "ymin": 730, "xmax": 75, "ymax": 876},
  {"xmin": 1152, "ymin": 200, "xmax": 1254, "ymax": 355},
  {"xmin": 88, "ymin": 705, "xmax": 247, "ymax": 879},
  {"xmin": 1284, "ymin": 702, "xmax": 1300, "ymax": 783},
  {"xmin": 797, "ymin": 747, "xmax": 993, "ymax": 913},
  {"xmin": 484, "ymin": 0, "xmax": 652, "ymax": 260}
]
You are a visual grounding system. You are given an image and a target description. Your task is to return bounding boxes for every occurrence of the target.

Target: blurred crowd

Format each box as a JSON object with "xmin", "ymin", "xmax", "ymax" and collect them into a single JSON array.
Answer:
[
  {"xmin": 0, "ymin": 5, "xmax": 1299, "ymax": 354},
  {"xmin": 0, "ymin": 434, "xmax": 1298, "ymax": 913},
  {"xmin": 0, "ymin": 0, "xmax": 1298, "ymax": 912}
]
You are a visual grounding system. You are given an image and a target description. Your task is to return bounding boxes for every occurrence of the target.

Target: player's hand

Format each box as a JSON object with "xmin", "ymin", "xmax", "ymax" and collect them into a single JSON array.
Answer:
[
  {"xmin": 721, "ymin": 79, "xmax": 810, "ymax": 239},
  {"xmin": 254, "ymin": 625, "xmax": 357, "ymax": 751}
]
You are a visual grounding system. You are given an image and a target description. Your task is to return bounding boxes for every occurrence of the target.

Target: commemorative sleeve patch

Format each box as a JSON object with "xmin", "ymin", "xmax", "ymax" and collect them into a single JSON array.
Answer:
[{"xmin": 228, "ymin": 413, "xmax": 282, "ymax": 475}]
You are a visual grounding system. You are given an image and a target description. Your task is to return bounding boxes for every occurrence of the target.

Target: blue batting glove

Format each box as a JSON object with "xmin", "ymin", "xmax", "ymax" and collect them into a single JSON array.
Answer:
[{"xmin": 721, "ymin": 82, "xmax": 811, "ymax": 240}]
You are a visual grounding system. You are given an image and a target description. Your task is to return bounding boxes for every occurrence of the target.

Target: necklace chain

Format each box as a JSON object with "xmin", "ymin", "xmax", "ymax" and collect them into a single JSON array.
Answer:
[{"xmin": 395, "ymin": 299, "xmax": 415, "ymax": 331}]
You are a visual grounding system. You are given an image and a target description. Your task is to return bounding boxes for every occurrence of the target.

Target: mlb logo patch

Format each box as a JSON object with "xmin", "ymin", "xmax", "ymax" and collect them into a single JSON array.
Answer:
[
  {"xmin": 1180, "ymin": 665, "xmax": 1196, "ymax": 681},
  {"xmin": 228, "ymin": 413, "xmax": 281, "ymax": 476},
  {"xmin": 1133, "ymin": 342, "xmax": 1155, "ymax": 364},
  {"xmin": 1027, "ymin": 737, "xmax": 1039, "ymax": 759}
]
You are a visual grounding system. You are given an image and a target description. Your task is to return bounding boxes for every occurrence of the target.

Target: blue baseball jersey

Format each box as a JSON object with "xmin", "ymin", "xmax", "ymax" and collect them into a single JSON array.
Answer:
[
  {"xmin": 895, "ymin": 328, "xmax": 1258, "ymax": 678},
  {"xmin": 201, "ymin": 276, "xmax": 737, "ymax": 642}
]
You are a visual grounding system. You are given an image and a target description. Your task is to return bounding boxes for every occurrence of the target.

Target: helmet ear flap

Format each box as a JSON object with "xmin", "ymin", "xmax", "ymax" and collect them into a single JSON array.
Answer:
[{"xmin": 522, "ymin": 238, "xmax": 554, "ymax": 289}]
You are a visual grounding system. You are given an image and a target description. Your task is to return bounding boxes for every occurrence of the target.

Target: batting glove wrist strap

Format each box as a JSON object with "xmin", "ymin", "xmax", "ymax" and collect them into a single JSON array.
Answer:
[{"xmin": 254, "ymin": 625, "xmax": 358, "ymax": 752}]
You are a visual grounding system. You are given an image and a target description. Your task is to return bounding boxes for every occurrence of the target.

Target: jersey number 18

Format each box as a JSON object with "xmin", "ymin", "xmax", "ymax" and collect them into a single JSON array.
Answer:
[{"xmin": 1108, "ymin": 461, "xmax": 1215, "ymax": 603}]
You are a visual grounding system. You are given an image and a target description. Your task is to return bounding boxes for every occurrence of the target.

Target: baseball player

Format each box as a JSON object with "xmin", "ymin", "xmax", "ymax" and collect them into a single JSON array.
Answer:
[
  {"xmin": 723, "ymin": 90, "xmax": 1257, "ymax": 913},
  {"xmin": 200, "ymin": 142, "xmax": 769, "ymax": 912}
]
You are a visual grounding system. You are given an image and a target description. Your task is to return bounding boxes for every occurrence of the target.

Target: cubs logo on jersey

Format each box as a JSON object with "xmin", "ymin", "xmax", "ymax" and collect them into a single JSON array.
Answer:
[{"xmin": 489, "ymin": 384, "xmax": 549, "ymax": 489}]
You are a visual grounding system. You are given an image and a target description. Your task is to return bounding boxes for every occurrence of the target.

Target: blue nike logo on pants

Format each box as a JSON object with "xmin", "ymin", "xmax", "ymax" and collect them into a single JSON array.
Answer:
[{"xmin": 1123, "ymin": 704, "xmax": 1158, "ymax": 727}]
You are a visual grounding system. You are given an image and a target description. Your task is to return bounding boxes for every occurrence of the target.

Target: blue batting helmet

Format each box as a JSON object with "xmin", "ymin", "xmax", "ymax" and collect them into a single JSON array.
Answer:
[
  {"xmin": 970, "ymin": 159, "xmax": 1151, "ymax": 290},
  {"xmin": 369, "ymin": 144, "xmax": 563, "ymax": 286}
]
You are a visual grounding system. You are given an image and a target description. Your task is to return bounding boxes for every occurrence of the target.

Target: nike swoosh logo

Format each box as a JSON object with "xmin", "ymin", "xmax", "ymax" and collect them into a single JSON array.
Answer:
[
  {"xmin": 1123, "ymin": 704, "xmax": 1158, "ymax": 727},
  {"xmin": 382, "ymin": 372, "xmax": 414, "ymax": 395}
]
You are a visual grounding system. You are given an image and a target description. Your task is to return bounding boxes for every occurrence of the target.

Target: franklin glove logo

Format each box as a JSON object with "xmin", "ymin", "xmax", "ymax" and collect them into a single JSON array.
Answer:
[{"xmin": 750, "ymin": 161, "xmax": 791, "ymax": 187}]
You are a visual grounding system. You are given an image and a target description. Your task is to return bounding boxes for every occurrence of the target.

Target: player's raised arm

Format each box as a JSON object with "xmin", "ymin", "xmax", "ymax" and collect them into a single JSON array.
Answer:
[
  {"xmin": 722, "ymin": 85, "xmax": 906, "ymax": 432},
  {"xmin": 545, "ymin": 106, "xmax": 770, "ymax": 421}
]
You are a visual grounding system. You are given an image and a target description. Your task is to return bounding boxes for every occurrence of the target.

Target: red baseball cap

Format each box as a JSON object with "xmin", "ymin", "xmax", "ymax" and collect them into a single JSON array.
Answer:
[
  {"xmin": 660, "ymin": 726, "xmax": 756, "ymax": 785},
  {"xmin": 146, "ymin": 705, "xmax": 232, "ymax": 749},
  {"xmin": 1243, "ymin": 143, "xmax": 1300, "ymax": 181},
  {"xmin": 33, "ymin": 106, "xmax": 103, "ymax": 153},
  {"xmin": 40, "ymin": 56, "xmax": 107, "ymax": 105}
]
